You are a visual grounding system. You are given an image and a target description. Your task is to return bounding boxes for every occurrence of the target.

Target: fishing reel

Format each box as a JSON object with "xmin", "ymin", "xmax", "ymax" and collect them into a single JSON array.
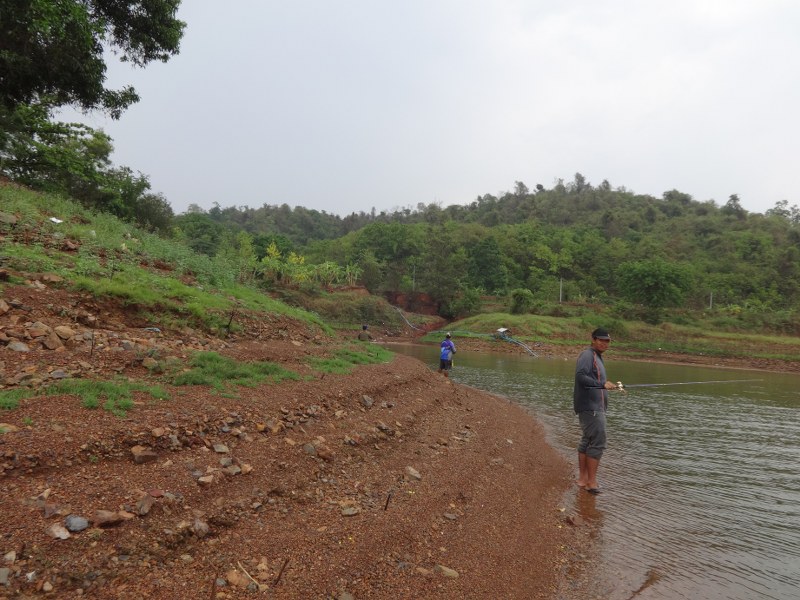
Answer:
[{"xmin": 616, "ymin": 381, "xmax": 627, "ymax": 393}]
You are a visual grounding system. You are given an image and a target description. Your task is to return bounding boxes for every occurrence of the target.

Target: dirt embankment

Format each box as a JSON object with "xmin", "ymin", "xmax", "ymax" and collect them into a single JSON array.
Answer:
[{"xmin": 0, "ymin": 280, "xmax": 597, "ymax": 599}]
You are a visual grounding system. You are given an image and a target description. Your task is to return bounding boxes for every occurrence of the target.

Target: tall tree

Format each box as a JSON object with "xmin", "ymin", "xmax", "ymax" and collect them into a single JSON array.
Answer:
[
  {"xmin": 617, "ymin": 259, "xmax": 694, "ymax": 322},
  {"xmin": 0, "ymin": 0, "xmax": 185, "ymax": 117}
]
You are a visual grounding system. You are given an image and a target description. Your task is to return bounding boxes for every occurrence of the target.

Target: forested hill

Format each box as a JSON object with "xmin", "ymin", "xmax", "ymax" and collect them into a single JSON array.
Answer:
[
  {"xmin": 175, "ymin": 174, "xmax": 800, "ymax": 330},
  {"xmin": 181, "ymin": 174, "xmax": 800, "ymax": 246}
]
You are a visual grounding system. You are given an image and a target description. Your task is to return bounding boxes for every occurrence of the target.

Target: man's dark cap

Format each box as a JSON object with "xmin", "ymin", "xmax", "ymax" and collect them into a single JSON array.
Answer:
[{"xmin": 592, "ymin": 328, "xmax": 611, "ymax": 340}]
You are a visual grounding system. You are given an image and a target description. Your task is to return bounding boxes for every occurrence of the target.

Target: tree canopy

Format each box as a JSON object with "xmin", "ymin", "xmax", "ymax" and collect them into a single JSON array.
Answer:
[{"xmin": 0, "ymin": 0, "xmax": 185, "ymax": 117}]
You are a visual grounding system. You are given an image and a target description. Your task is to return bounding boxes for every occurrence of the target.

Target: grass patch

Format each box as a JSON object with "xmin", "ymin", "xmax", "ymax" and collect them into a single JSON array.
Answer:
[
  {"xmin": 0, "ymin": 388, "xmax": 36, "ymax": 410},
  {"xmin": 0, "ymin": 185, "xmax": 335, "ymax": 336},
  {"xmin": 1, "ymin": 242, "xmax": 65, "ymax": 273},
  {"xmin": 46, "ymin": 379, "xmax": 169, "ymax": 416},
  {"xmin": 173, "ymin": 351, "xmax": 300, "ymax": 392},
  {"xmin": 308, "ymin": 344, "xmax": 394, "ymax": 374}
]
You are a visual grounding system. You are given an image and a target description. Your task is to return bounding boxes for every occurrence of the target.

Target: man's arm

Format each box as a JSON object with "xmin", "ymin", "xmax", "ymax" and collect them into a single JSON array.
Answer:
[{"xmin": 575, "ymin": 351, "xmax": 600, "ymax": 388}]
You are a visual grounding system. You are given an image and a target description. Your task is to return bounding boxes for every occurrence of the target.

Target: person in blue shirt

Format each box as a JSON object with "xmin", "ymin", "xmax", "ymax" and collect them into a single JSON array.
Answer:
[{"xmin": 438, "ymin": 332, "xmax": 456, "ymax": 377}]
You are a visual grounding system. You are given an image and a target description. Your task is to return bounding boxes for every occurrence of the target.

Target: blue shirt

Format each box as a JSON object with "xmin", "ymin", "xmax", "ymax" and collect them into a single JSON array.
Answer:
[{"xmin": 440, "ymin": 339, "xmax": 456, "ymax": 360}]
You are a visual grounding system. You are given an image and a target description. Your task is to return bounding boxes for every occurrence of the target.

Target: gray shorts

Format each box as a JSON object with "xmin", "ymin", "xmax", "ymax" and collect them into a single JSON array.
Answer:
[{"xmin": 577, "ymin": 410, "xmax": 607, "ymax": 459}]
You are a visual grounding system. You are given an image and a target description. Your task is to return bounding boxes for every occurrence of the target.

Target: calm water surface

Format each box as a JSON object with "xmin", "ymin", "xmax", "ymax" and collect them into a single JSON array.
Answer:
[{"xmin": 390, "ymin": 344, "xmax": 800, "ymax": 600}]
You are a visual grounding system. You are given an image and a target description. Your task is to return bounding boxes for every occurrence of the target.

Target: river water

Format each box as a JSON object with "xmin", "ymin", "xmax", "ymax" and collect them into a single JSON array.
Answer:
[{"xmin": 389, "ymin": 344, "xmax": 800, "ymax": 600}]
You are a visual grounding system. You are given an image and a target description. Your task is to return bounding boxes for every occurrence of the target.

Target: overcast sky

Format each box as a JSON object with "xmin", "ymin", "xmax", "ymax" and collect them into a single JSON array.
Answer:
[{"xmin": 68, "ymin": 0, "xmax": 800, "ymax": 217}]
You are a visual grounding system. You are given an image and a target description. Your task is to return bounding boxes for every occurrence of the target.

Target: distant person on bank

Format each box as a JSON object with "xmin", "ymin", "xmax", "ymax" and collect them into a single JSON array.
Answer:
[
  {"xmin": 573, "ymin": 328, "xmax": 617, "ymax": 494},
  {"xmin": 438, "ymin": 332, "xmax": 456, "ymax": 377},
  {"xmin": 357, "ymin": 324, "xmax": 372, "ymax": 341}
]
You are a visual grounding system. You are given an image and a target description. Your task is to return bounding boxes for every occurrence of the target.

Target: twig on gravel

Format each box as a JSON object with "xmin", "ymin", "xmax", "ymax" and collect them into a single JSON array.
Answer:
[
  {"xmin": 275, "ymin": 558, "xmax": 290, "ymax": 586},
  {"xmin": 384, "ymin": 489, "xmax": 394, "ymax": 511},
  {"xmin": 90, "ymin": 331, "xmax": 95, "ymax": 357},
  {"xmin": 209, "ymin": 569, "xmax": 219, "ymax": 600},
  {"xmin": 237, "ymin": 561, "xmax": 260, "ymax": 587}
]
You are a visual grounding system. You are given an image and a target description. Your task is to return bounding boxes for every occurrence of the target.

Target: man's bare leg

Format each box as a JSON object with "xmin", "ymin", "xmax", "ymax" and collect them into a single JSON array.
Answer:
[
  {"xmin": 586, "ymin": 456, "xmax": 601, "ymax": 490},
  {"xmin": 576, "ymin": 451, "xmax": 588, "ymax": 487}
]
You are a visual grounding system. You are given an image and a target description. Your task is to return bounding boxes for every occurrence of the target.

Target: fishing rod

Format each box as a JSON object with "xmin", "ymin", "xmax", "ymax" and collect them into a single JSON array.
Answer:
[{"xmin": 614, "ymin": 378, "xmax": 762, "ymax": 391}]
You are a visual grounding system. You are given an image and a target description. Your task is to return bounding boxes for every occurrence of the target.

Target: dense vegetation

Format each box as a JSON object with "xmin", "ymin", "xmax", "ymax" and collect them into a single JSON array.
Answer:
[{"xmin": 179, "ymin": 177, "xmax": 800, "ymax": 332}]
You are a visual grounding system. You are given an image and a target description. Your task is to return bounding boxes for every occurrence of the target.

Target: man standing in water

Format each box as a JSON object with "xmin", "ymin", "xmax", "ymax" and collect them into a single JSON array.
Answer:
[
  {"xmin": 438, "ymin": 332, "xmax": 456, "ymax": 377},
  {"xmin": 574, "ymin": 328, "xmax": 617, "ymax": 494}
]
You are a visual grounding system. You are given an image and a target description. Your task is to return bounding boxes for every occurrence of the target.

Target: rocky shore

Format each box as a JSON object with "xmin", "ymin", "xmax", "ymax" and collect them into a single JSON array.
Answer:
[
  {"xmin": 0, "ymin": 352, "xmax": 586, "ymax": 599},
  {"xmin": 0, "ymin": 278, "xmax": 594, "ymax": 599}
]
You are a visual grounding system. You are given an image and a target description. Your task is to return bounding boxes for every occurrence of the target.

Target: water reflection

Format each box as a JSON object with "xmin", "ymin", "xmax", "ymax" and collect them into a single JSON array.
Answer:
[{"xmin": 388, "ymin": 343, "xmax": 800, "ymax": 600}]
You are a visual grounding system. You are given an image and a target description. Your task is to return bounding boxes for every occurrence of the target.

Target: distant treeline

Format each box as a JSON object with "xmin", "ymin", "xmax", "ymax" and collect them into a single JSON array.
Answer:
[{"xmin": 175, "ymin": 174, "xmax": 800, "ymax": 327}]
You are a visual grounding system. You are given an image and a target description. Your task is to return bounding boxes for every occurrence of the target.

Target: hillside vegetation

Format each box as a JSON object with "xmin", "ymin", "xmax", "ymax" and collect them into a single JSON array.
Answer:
[
  {"xmin": 3, "ymin": 182, "xmax": 799, "ymax": 370},
  {"xmin": 176, "ymin": 175, "xmax": 800, "ymax": 333}
]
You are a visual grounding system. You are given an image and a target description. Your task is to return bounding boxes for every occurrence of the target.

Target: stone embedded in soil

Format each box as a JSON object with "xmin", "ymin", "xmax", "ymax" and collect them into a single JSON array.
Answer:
[
  {"xmin": 315, "ymin": 444, "xmax": 335, "ymax": 461},
  {"xmin": 135, "ymin": 494, "xmax": 155, "ymax": 515},
  {"xmin": 198, "ymin": 474, "xmax": 215, "ymax": 486},
  {"xmin": 405, "ymin": 466, "xmax": 422, "ymax": 480},
  {"xmin": 64, "ymin": 515, "xmax": 89, "ymax": 532},
  {"xmin": 434, "ymin": 564, "xmax": 460, "ymax": 578},
  {"xmin": 130, "ymin": 445, "xmax": 158, "ymax": 464},
  {"xmin": 225, "ymin": 569, "xmax": 250, "ymax": 588},
  {"xmin": 46, "ymin": 523, "xmax": 71, "ymax": 540},
  {"xmin": 93, "ymin": 510, "xmax": 130, "ymax": 527},
  {"xmin": 54, "ymin": 325, "xmax": 75, "ymax": 339},
  {"xmin": 42, "ymin": 332, "xmax": 64, "ymax": 349},
  {"xmin": 193, "ymin": 519, "xmax": 210, "ymax": 538}
]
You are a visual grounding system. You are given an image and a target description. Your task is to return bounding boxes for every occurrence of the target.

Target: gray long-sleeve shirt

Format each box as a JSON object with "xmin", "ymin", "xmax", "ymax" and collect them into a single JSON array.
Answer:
[{"xmin": 573, "ymin": 347, "xmax": 609, "ymax": 414}]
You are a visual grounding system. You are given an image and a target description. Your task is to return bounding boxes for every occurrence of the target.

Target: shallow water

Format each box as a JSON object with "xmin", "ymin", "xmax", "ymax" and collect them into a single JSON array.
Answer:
[{"xmin": 390, "ymin": 344, "xmax": 800, "ymax": 600}]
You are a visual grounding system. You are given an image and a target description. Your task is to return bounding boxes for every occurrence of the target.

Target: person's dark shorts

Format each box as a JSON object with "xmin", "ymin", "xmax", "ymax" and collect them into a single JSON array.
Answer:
[
  {"xmin": 577, "ymin": 410, "xmax": 607, "ymax": 459},
  {"xmin": 439, "ymin": 359, "xmax": 452, "ymax": 371}
]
